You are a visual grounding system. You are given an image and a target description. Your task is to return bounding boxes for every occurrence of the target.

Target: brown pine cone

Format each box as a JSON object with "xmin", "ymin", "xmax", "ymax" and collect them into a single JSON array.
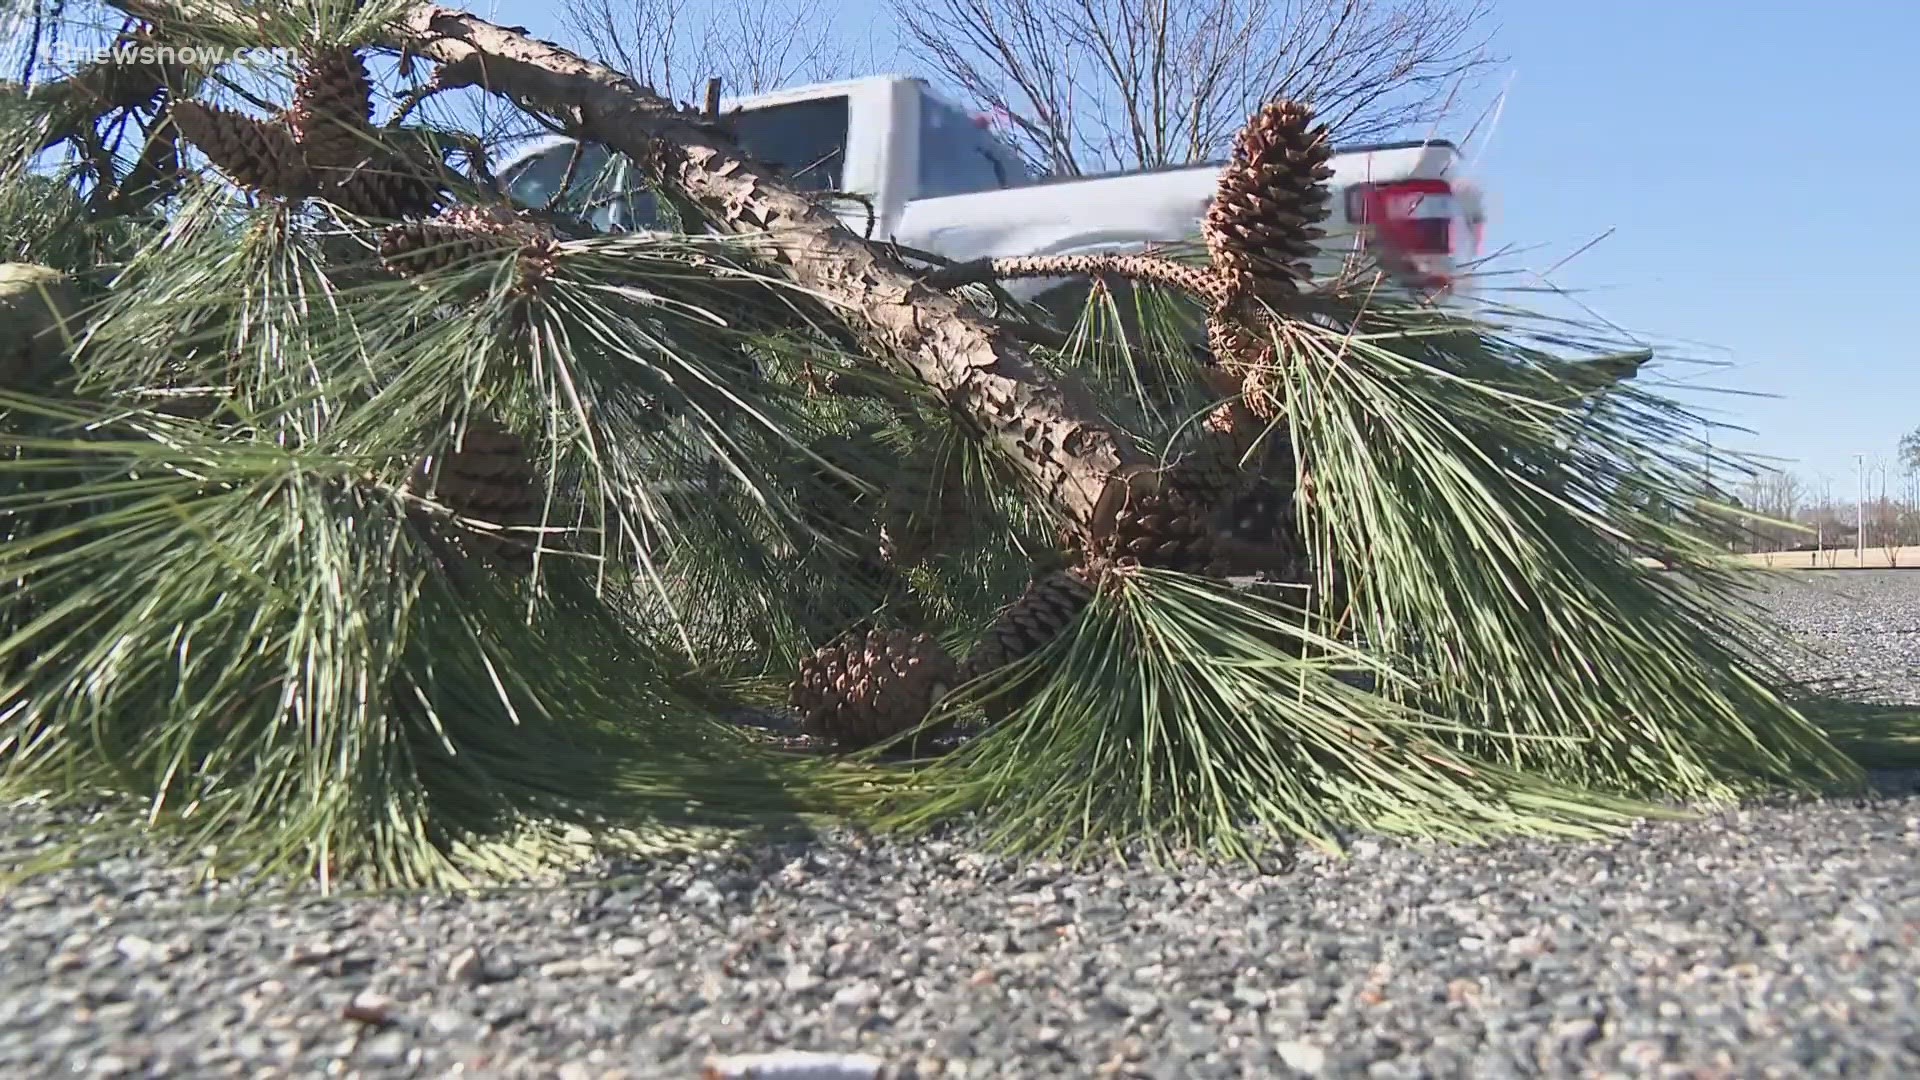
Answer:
[
  {"xmin": 958, "ymin": 569, "xmax": 1095, "ymax": 684},
  {"xmin": 379, "ymin": 205, "xmax": 558, "ymax": 277},
  {"xmin": 171, "ymin": 100, "xmax": 313, "ymax": 201},
  {"xmin": 322, "ymin": 148, "xmax": 449, "ymax": 219},
  {"xmin": 791, "ymin": 628, "xmax": 960, "ymax": 748},
  {"xmin": 1100, "ymin": 479, "xmax": 1223, "ymax": 574},
  {"xmin": 413, "ymin": 418, "xmax": 542, "ymax": 566},
  {"xmin": 1205, "ymin": 99, "xmax": 1334, "ymax": 295},
  {"xmin": 286, "ymin": 48, "xmax": 375, "ymax": 175}
]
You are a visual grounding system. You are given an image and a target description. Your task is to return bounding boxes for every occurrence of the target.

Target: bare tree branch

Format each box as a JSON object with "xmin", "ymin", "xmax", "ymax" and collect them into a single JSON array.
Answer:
[
  {"xmin": 894, "ymin": 0, "xmax": 1501, "ymax": 175},
  {"xmin": 556, "ymin": 0, "xmax": 887, "ymax": 103}
]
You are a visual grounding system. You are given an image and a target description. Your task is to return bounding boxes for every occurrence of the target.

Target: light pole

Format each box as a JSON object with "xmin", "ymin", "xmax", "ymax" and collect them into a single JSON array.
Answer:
[
  {"xmin": 1817, "ymin": 473, "xmax": 1833, "ymax": 564},
  {"xmin": 1857, "ymin": 453, "xmax": 1866, "ymax": 566}
]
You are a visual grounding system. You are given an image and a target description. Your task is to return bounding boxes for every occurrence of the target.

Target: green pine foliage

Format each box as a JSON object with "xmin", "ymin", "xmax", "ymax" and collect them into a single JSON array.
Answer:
[{"xmin": 0, "ymin": 3, "xmax": 1902, "ymax": 891}]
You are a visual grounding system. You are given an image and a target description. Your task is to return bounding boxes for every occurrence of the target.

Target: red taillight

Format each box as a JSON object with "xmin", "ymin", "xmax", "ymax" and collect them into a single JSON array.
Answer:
[{"xmin": 1347, "ymin": 178, "xmax": 1456, "ymax": 255}]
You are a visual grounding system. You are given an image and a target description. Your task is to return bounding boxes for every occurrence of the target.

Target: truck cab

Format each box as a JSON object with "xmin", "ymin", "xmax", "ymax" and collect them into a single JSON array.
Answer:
[{"xmin": 498, "ymin": 75, "xmax": 1033, "ymax": 237}]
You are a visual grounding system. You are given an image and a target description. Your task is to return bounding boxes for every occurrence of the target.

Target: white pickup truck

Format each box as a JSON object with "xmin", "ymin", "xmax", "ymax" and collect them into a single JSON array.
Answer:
[{"xmin": 496, "ymin": 73, "xmax": 1487, "ymax": 318}]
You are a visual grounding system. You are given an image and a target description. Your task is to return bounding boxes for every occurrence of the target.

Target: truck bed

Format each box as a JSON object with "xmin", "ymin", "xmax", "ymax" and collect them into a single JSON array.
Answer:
[{"xmin": 890, "ymin": 140, "xmax": 1465, "ymax": 303}]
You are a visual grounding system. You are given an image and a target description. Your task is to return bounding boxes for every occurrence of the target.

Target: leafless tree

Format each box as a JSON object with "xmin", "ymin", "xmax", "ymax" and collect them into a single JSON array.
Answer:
[
  {"xmin": 1902, "ymin": 472, "xmax": 1920, "ymax": 549},
  {"xmin": 1871, "ymin": 493, "xmax": 1902, "ymax": 567},
  {"xmin": 558, "ymin": 0, "xmax": 889, "ymax": 104},
  {"xmin": 1737, "ymin": 468, "xmax": 1807, "ymax": 556},
  {"xmin": 892, "ymin": 0, "xmax": 1500, "ymax": 176}
]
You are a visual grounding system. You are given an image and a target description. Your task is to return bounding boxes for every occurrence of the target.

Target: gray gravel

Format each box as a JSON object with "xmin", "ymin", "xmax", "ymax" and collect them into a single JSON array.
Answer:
[
  {"xmin": 1747, "ymin": 570, "xmax": 1920, "ymax": 705},
  {"xmin": 5, "ymin": 572, "xmax": 1920, "ymax": 1079}
]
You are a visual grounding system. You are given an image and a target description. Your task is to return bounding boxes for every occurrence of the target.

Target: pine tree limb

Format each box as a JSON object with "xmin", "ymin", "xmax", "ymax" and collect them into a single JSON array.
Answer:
[
  {"xmin": 109, "ymin": 0, "xmax": 1155, "ymax": 540},
  {"xmin": 394, "ymin": 6, "xmax": 1155, "ymax": 537}
]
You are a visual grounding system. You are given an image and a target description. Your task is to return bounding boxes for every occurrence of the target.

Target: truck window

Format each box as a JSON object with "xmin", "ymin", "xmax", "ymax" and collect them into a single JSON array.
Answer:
[
  {"xmin": 917, "ymin": 96, "xmax": 1025, "ymax": 199},
  {"xmin": 502, "ymin": 142, "xmax": 659, "ymax": 231},
  {"xmin": 727, "ymin": 96, "xmax": 849, "ymax": 192}
]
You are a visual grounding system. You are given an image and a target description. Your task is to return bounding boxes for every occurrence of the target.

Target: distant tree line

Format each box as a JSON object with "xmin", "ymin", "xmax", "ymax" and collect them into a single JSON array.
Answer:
[{"xmin": 1731, "ymin": 450, "xmax": 1920, "ymax": 559}]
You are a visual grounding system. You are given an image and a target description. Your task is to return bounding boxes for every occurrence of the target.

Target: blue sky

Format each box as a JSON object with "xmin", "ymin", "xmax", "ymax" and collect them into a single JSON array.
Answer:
[
  {"xmin": 484, "ymin": 0, "xmax": 1916, "ymax": 495},
  {"xmin": 1473, "ymin": 1, "xmax": 1918, "ymax": 497}
]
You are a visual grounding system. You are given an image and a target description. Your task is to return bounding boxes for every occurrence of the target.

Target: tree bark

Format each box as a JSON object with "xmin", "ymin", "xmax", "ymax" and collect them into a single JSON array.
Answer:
[{"xmin": 118, "ymin": 0, "xmax": 1153, "ymax": 539}]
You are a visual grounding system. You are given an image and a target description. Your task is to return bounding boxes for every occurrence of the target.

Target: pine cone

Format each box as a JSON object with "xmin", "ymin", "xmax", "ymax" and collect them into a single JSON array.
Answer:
[
  {"xmin": 172, "ymin": 100, "xmax": 312, "ymax": 201},
  {"xmin": 1205, "ymin": 99, "xmax": 1334, "ymax": 294},
  {"xmin": 415, "ymin": 418, "xmax": 542, "ymax": 565},
  {"xmin": 790, "ymin": 628, "xmax": 959, "ymax": 747},
  {"xmin": 877, "ymin": 444, "xmax": 971, "ymax": 567},
  {"xmin": 1205, "ymin": 302, "xmax": 1279, "ymax": 379},
  {"xmin": 323, "ymin": 148, "xmax": 449, "ymax": 219},
  {"xmin": 1100, "ymin": 479, "xmax": 1222, "ymax": 574},
  {"xmin": 379, "ymin": 205, "xmax": 557, "ymax": 277},
  {"xmin": 958, "ymin": 570, "xmax": 1094, "ymax": 684},
  {"xmin": 1164, "ymin": 408, "xmax": 1259, "ymax": 513},
  {"xmin": 286, "ymin": 48, "xmax": 374, "ymax": 175}
]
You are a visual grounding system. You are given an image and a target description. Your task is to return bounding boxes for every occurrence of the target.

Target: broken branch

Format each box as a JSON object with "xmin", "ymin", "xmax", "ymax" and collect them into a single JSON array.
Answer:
[{"xmin": 368, "ymin": 3, "xmax": 1153, "ymax": 536}]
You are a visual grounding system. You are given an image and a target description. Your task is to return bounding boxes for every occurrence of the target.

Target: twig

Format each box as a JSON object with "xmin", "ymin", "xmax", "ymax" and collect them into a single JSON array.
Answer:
[
  {"xmin": 810, "ymin": 188, "xmax": 875, "ymax": 239},
  {"xmin": 545, "ymin": 137, "xmax": 585, "ymax": 211},
  {"xmin": 4, "ymin": 52, "xmax": 185, "ymax": 152},
  {"xmin": 922, "ymin": 252, "xmax": 1224, "ymax": 303},
  {"xmin": 102, "ymin": 98, "xmax": 182, "ymax": 216},
  {"xmin": 876, "ymin": 239, "xmax": 961, "ymax": 269},
  {"xmin": 992, "ymin": 318, "xmax": 1071, "ymax": 351}
]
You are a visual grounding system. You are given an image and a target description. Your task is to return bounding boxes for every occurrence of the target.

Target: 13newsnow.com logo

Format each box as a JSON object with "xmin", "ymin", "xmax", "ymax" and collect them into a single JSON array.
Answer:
[{"xmin": 52, "ymin": 43, "xmax": 294, "ymax": 68}]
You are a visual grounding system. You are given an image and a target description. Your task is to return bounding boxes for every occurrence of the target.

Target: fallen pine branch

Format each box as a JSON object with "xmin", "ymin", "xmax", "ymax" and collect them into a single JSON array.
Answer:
[{"xmin": 116, "ymin": 0, "xmax": 1158, "ymax": 542}]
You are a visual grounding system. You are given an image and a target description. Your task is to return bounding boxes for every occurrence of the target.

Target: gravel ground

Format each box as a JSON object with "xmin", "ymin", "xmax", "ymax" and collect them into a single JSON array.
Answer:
[
  {"xmin": 1748, "ymin": 570, "xmax": 1920, "ymax": 704},
  {"xmin": 4, "ymin": 572, "xmax": 1919, "ymax": 1079}
]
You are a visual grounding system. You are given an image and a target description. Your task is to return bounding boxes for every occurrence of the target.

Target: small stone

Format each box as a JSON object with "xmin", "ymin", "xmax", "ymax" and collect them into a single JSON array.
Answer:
[
  {"xmin": 784, "ymin": 965, "xmax": 822, "ymax": 993},
  {"xmin": 1552, "ymin": 1019, "xmax": 1599, "ymax": 1045},
  {"xmin": 287, "ymin": 940, "xmax": 345, "ymax": 966},
  {"xmin": 45, "ymin": 952, "xmax": 86, "ymax": 974},
  {"xmin": 447, "ymin": 946, "xmax": 486, "ymax": 985},
  {"xmin": 359, "ymin": 1029, "xmax": 409, "ymax": 1065},
  {"xmin": 832, "ymin": 982, "xmax": 880, "ymax": 1010},
  {"xmin": 1102, "ymin": 983, "xmax": 1160, "ymax": 1018},
  {"xmin": 609, "ymin": 937, "xmax": 647, "ymax": 958},
  {"xmin": 342, "ymin": 991, "xmax": 395, "ymax": 1027},
  {"xmin": 1275, "ymin": 1040, "xmax": 1326, "ymax": 1075},
  {"xmin": 114, "ymin": 936, "xmax": 157, "ymax": 964},
  {"xmin": 1618, "ymin": 1039, "xmax": 1670, "ymax": 1070}
]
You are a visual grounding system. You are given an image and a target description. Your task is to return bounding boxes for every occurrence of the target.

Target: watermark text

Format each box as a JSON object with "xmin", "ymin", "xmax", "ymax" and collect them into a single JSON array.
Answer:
[{"xmin": 43, "ymin": 43, "xmax": 295, "ymax": 68}]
